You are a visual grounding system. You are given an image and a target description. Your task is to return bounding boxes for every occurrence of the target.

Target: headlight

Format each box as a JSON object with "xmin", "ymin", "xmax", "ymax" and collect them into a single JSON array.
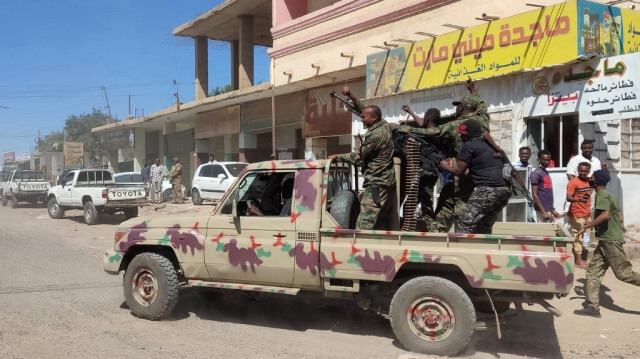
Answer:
[{"xmin": 114, "ymin": 228, "xmax": 128, "ymax": 243}]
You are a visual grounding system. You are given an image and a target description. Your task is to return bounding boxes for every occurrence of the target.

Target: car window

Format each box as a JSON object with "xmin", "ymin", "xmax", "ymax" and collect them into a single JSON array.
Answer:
[
  {"xmin": 88, "ymin": 171, "xmax": 95, "ymax": 182},
  {"xmin": 225, "ymin": 163, "xmax": 247, "ymax": 177},
  {"xmin": 115, "ymin": 175, "xmax": 129, "ymax": 184},
  {"xmin": 212, "ymin": 165, "xmax": 225, "ymax": 178},
  {"xmin": 64, "ymin": 172, "xmax": 75, "ymax": 184},
  {"xmin": 220, "ymin": 171, "xmax": 294, "ymax": 216},
  {"xmin": 200, "ymin": 165, "xmax": 214, "ymax": 178},
  {"xmin": 131, "ymin": 173, "xmax": 143, "ymax": 183},
  {"xmin": 103, "ymin": 172, "xmax": 112, "ymax": 181},
  {"xmin": 77, "ymin": 172, "xmax": 88, "ymax": 184}
]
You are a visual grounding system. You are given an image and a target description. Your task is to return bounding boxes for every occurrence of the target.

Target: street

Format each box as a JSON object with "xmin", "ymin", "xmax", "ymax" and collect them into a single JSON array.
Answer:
[{"xmin": 1, "ymin": 203, "xmax": 639, "ymax": 359}]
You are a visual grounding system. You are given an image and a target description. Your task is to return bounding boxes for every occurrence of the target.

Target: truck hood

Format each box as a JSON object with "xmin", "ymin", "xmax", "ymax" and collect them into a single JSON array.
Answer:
[{"xmin": 119, "ymin": 209, "xmax": 213, "ymax": 229}]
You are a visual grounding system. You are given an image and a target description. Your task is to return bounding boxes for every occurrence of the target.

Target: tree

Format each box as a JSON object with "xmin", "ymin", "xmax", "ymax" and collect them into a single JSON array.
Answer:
[
  {"xmin": 37, "ymin": 109, "xmax": 112, "ymax": 153},
  {"xmin": 209, "ymin": 84, "xmax": 233, "ymax": 96}
]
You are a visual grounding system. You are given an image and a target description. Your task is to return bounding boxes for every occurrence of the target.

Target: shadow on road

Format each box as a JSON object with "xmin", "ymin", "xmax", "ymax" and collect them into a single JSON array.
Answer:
[{"xmin": 572, "ymin": 278, "xmax": 640, "ymax": 315}]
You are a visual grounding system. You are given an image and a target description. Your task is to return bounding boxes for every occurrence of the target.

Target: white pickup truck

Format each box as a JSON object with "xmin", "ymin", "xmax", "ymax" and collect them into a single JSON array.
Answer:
[
  {"xmin": 1, "ymin": 170, "xmax": 51, "ymax": 208},
  {"xmin": 47, "ymin": 168, "xmax": 147, "ymax": 225}
]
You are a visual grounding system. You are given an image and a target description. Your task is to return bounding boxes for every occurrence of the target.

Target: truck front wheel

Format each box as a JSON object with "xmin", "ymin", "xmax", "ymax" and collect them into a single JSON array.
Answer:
[
  {"xmin": 123, "ymin": 253, "xmax": 179, "ymax": 320},
  {"xmin": 390, "ymin": 276, "xmax": 476, "ymax": 356},
  {"xmin": 83, "ymin": 201, "xmax": 98, "ymax": 225},
  {"xmin": 48, "ymin": 198, "xmax": 65, "ymax": 219}
]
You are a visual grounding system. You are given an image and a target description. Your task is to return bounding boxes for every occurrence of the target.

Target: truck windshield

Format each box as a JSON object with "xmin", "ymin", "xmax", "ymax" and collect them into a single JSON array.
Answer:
[{"xmin": 14, "ymin": 171, "xmax": 45, "ymax": 180}]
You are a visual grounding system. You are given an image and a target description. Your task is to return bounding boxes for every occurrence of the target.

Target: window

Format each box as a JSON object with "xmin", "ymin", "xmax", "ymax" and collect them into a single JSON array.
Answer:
[
  {"xmin": 225, "ymin": 163, "xmax": 247, "ymax": 177},
  {"xmin": 212, "ymin": 165, "xmax": 225, "ymax": 178},
  {"xmin": 200, "ymin": 165, "xmax": 214, "ymax": 178},
  {"xmin": 527, "ymin": 114, "xmax": 579, "ymax": 167},
  {"xmin": 220, "ymin": 171, "xmax": 295, "ymax": 216},
  {"xmin": 621, "ymin": 118, "xmax": 640, "ymax": 168}
]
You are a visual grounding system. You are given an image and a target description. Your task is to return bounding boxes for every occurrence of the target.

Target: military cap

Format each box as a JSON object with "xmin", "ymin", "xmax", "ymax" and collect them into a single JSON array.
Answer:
[{"xmin": 453, "ymin": 94, "xmax": 481, "ymax": 110}]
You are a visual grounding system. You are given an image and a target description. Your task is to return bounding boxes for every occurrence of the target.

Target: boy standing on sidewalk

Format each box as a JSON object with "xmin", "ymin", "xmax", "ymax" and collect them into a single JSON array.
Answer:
[{"xmin": 566, "ymin": 162, "xmax": 593, "ymax": 269}]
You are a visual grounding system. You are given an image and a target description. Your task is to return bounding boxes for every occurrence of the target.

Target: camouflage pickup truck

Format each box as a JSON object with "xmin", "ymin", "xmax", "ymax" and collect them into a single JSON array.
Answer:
[{"xmin": 103, "ymin": 159, "xmax": 574, "ymax": 356}]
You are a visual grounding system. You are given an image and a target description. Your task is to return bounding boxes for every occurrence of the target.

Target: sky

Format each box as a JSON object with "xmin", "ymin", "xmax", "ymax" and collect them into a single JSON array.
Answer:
[{"xmin": 0, "ymin": 0, "xmax": 271, "ymax": 155}]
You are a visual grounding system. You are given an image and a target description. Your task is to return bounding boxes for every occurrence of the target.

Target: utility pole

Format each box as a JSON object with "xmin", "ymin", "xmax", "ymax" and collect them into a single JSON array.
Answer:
[
  {"xmin": 173, "ymin": 80, "xmax": 180, "ymax": 111},
  {"xmin": 102, "ymin": 86, "xmax": 112, "ymax": 121},
  {"xmin": 128, "ymin": 94, "xmax": 131, "ymax": 117}
]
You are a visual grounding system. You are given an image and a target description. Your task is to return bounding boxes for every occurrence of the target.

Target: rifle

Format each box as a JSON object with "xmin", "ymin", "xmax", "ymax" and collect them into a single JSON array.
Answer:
[
  {"xmin": 330, "ymin": 91, "xmax": 362, "ymax": 116},
  {"xmin": 499, "ymin": 150, "xmax": 535, "ymax": 206}
]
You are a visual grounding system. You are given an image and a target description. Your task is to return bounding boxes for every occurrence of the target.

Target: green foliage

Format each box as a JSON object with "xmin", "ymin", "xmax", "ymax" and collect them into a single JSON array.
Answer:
[
  {"xmin": 38, "ymin": 108, "xmax": 112, "ymax": 153},
  {"xmin": 209, "ymin": 84, "xmax": 234, "ymax": 96}
]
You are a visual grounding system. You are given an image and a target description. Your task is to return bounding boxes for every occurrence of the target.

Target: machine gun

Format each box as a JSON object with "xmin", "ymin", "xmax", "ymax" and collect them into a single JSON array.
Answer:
[{"xmin": 330, "ymin": 90, "xmax": 362, "ymax": 116}]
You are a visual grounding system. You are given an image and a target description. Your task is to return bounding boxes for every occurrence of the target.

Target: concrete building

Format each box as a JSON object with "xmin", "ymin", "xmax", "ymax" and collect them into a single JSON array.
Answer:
[{"xmin": 92, "ymin": 0, "xmax": 640, "ymax": 223}]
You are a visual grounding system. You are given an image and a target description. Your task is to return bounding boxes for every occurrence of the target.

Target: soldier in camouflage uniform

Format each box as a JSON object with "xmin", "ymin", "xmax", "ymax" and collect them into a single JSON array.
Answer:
[
  {"xmin": 329, "ymin": 103, "xmax": 396, "ymax": 230},
  {"xmin": 164, "ymin": 157, "xmax": 185, "ymax": 204},
  {"xmin": 439, "ymin": 119, "xmax": 511, "ymax": 234},
  {"xmin": 574, "ymin": 169, "xmax": 640, "ymax": 318},
  {"xmin": 395, "ymin": 81, "xmax": 490, "ymax": 232}
]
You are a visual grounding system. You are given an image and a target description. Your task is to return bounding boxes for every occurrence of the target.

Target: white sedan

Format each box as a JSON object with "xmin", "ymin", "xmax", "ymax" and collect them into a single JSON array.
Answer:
[{"xmin": 190, "ymin": 162, "xmax": 247, "ymax": 205}]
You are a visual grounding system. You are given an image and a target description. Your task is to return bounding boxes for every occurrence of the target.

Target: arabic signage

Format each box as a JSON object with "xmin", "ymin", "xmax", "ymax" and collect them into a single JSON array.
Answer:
[
  {"xmin": 623, "ymin": 8, "xmax": 640, "ymax": 54},
  {"xmin": 366, "ymin": 1, "xmax": 577, "ymax": 98},
  {"xmin": 3, "ymin": 151, "xmax": 16, "ymax": 165},
  {"xmin": 64, "ymin": 142, "xmax": 84, "ymax": 167},
  {"xmin": 98, "ymin": 128, "xmax": 135, "ymax": 151},
  {"xmin": 578, "ymin": 0, "xmax": 623, "ymax": 57},
  {"xmin": 304, "ymin": 81, "xmax": 364, "ymax": 137},
  {"xmin": 524, "ymin": 52, "xmax": 639, "ymax": 122}
]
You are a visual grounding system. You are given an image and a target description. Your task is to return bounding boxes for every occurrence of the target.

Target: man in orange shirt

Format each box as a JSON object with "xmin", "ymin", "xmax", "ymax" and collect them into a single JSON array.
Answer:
[{"xmin": 566, "ymin": 162, "xmax": 593, "ymax": 269}]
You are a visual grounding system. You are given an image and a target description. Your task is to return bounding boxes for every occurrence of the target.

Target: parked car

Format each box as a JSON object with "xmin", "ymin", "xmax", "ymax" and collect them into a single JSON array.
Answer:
[
  {"xmin": 113, "ymin": 172, "xmax": 186, "ymax": 203},
  {"xmin": 1, "ymin": 169, "xmax": 50, "ymax": 208},
  {"xmin": 190, "ymin": 161, "xmax": 247, "ymax": 205}
]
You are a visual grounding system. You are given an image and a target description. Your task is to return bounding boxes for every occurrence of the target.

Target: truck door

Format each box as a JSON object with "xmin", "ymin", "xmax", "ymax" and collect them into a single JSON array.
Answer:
[
  {"xmin": 205, "ymin": 170, "xmax": 296, "ymax": 286},
  {"xmin": 58, "ymin": 172, "xmax": 76, "ymax": 205}
]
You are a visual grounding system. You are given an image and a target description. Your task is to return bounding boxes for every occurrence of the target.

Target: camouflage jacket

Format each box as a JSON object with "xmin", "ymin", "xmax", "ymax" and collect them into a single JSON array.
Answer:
[
  {"xmin": 166, "ymin": 163, "xmax": 183, "ymax": 184},
  {"xmin": 338, "ymin": 119, "xmax": 395, "ymax": 189},
  {"xmin": 397, "ymin": 100, "xmax": 490, "ymax": 155}
]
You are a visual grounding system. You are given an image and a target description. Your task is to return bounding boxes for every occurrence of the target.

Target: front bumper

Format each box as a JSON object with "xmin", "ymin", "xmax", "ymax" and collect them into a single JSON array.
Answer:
[{"xmin": 103, "ymin": 249, "xmax": 124, "ymax": 275}]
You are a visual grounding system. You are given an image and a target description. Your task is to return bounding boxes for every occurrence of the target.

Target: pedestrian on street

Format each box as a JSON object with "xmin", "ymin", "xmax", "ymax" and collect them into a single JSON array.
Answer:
[
  {"xmin": 566, "ymin": 162, "xmax": 593, "ymax": 269},
  {"xmin": 164, "ymin": 157, "xmax": 185, "ymax": 204},
  {"xmin": 209, "ymin": 154, "xmax": 217, "ymax": 163},
  {"xmin": 531, "ymin": 150, "xmax": 560, "ymax": 223},
  {"xmin": 329, "ymin": 104, "xmax": 396, "ymax": 230},
  {"xmin": 574, "ymin": 168, "xmax": 640, "ymax": 318},
  {"xmin": 512, "ymin": 146, "xmax": 535, "ymax": 222},
  {"xmin": 141, "ymin": 158, "xmax": 151, "ymax": 199},
  {"xmin": 566, "ymin": 140, "xmax": 603, "ymax": 180},
  {"xmin": 439, "ymin": 119, "xmax": 511, "ymax": 234},
  {"xmin": 149, "ymin": 158, "xmax": 164, "ymax": 204}
]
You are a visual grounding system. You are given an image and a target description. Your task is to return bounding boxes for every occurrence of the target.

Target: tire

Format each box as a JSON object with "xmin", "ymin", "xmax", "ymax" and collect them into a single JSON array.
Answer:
[
  {"xmin": 11, "ymin": 194, "xmax": 18, "ymax": 209},
  {"xmin": 123, "ymin": 253, "xmax": 179, "ymax": 320},
  {"xmin": 48, "ymin": 197, "xmax": 65, "ymax": 219},
  {"xmin": 329, "ymin": 190, "xmax": 359, "ymax": 229},
  {"xmin": 163, "ymin": 189, "xmax": 172, "ymax": 203},
  {"xmin": 123, "ymin": 207, "xmax": 139, "ymax": 220},
  {"xmin": 390, "ymin": 276, "xmax": 476, "ymax": 356},
  {"xmin": 83, "ymin": 201, "xmax": 98, "ymax": 225},
  {"xmin": 191, "ymin": 188, "xmax": 203, "ymax": 205},
  {"xmin": 475, "ymin": 301, "xmax": 511, "ymax": 314},
  {"xmin": 1, "ymin": 193, "xmax": 7, "ymax": 207}
]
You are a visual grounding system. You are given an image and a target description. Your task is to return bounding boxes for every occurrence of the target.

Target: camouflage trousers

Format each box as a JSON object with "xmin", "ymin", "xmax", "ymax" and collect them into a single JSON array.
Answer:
[
  {"xmin": 172, "ymin": 179, "xmax": 184, "ymax": 203},
  {"xmin": 434, "ymin": 176, "xmax": 474, "ymax": 232},
  {"xmin": 585, "ymin": 240, "xmax": 640, "ymax": 310},
  {"xmin": 457, "ymin": 186, "xmax": 511, "ymax": 234},
  {"xmin": 357, "ymin": 184, "xmax": 396, "ymax": 230},
  {"xmin": 418, "ymin": 171, "xmax": 439, "ymax": 232}
]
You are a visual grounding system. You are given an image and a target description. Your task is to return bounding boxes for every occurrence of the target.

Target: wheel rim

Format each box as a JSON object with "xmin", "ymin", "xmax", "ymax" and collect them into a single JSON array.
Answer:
[
  {"xmin": 406, "ymin": 295, "xmax": 456, "ymax": 342},
  {"xmin": 193, "ymin": 190, "xmax": 200, "ymax": 202},
  {"xmin": 85, "ymin": 207, "xmax": 95, "ymax": 222},
  {"xmin": 131, "ymin": 267, "xmax": 158, "ymax": 306},
  {"xmin": 164, "ymin": 190, "xmax": 171, "ymax": 202},
  {"xmin": 50, "ymin": 202, "xmax": 59, "ymax": 215}
]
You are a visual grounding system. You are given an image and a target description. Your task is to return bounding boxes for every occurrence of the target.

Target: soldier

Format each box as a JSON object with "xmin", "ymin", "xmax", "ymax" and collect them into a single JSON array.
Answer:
[
  {"xmin": 394, "ymin": 79, "xmax": 491, "ymax": 232},
  {"xmin": 574, "ymin": 168, "xmax": 640, "ymax": 318},
  {"xmin": 163, "ymin": 157, "xmax": 185, "ymax": 204},
  {"xmin": 329, "ymin": 105, "xmax": 396, "ymax": 230},
  {"xmin": 439, "ymin": 119, "xmax": 511, "ymax": 234}
]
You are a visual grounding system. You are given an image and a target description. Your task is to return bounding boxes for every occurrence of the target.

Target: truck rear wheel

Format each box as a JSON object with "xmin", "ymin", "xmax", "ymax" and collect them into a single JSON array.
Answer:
[
  {"xmin": 48, "ymin": 198, "xmax": 65, "ymax": 219},
  {"xmin": 123, "ymin": 253, "xmax": 179, "ymax": 320},
  {"xmin": 11, "ymin": 194, "xmax": 18, "ymax": 208},
  {"xmin": 390, "ymin": 276, "xmax": 476, "ymax": 356},
  {"xmin": 83, "ymin": 201, "xmax": 98, "ymax": 225},
  {"xmin": 123, "ymin": 207, "xmax": 138, "ymax": 219}
]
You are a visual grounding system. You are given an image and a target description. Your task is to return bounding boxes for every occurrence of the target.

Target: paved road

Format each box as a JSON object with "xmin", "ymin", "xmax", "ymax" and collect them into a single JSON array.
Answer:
[{"xmin": 1, "ymin": 203, "xmax": 638, "ymax": 358}]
